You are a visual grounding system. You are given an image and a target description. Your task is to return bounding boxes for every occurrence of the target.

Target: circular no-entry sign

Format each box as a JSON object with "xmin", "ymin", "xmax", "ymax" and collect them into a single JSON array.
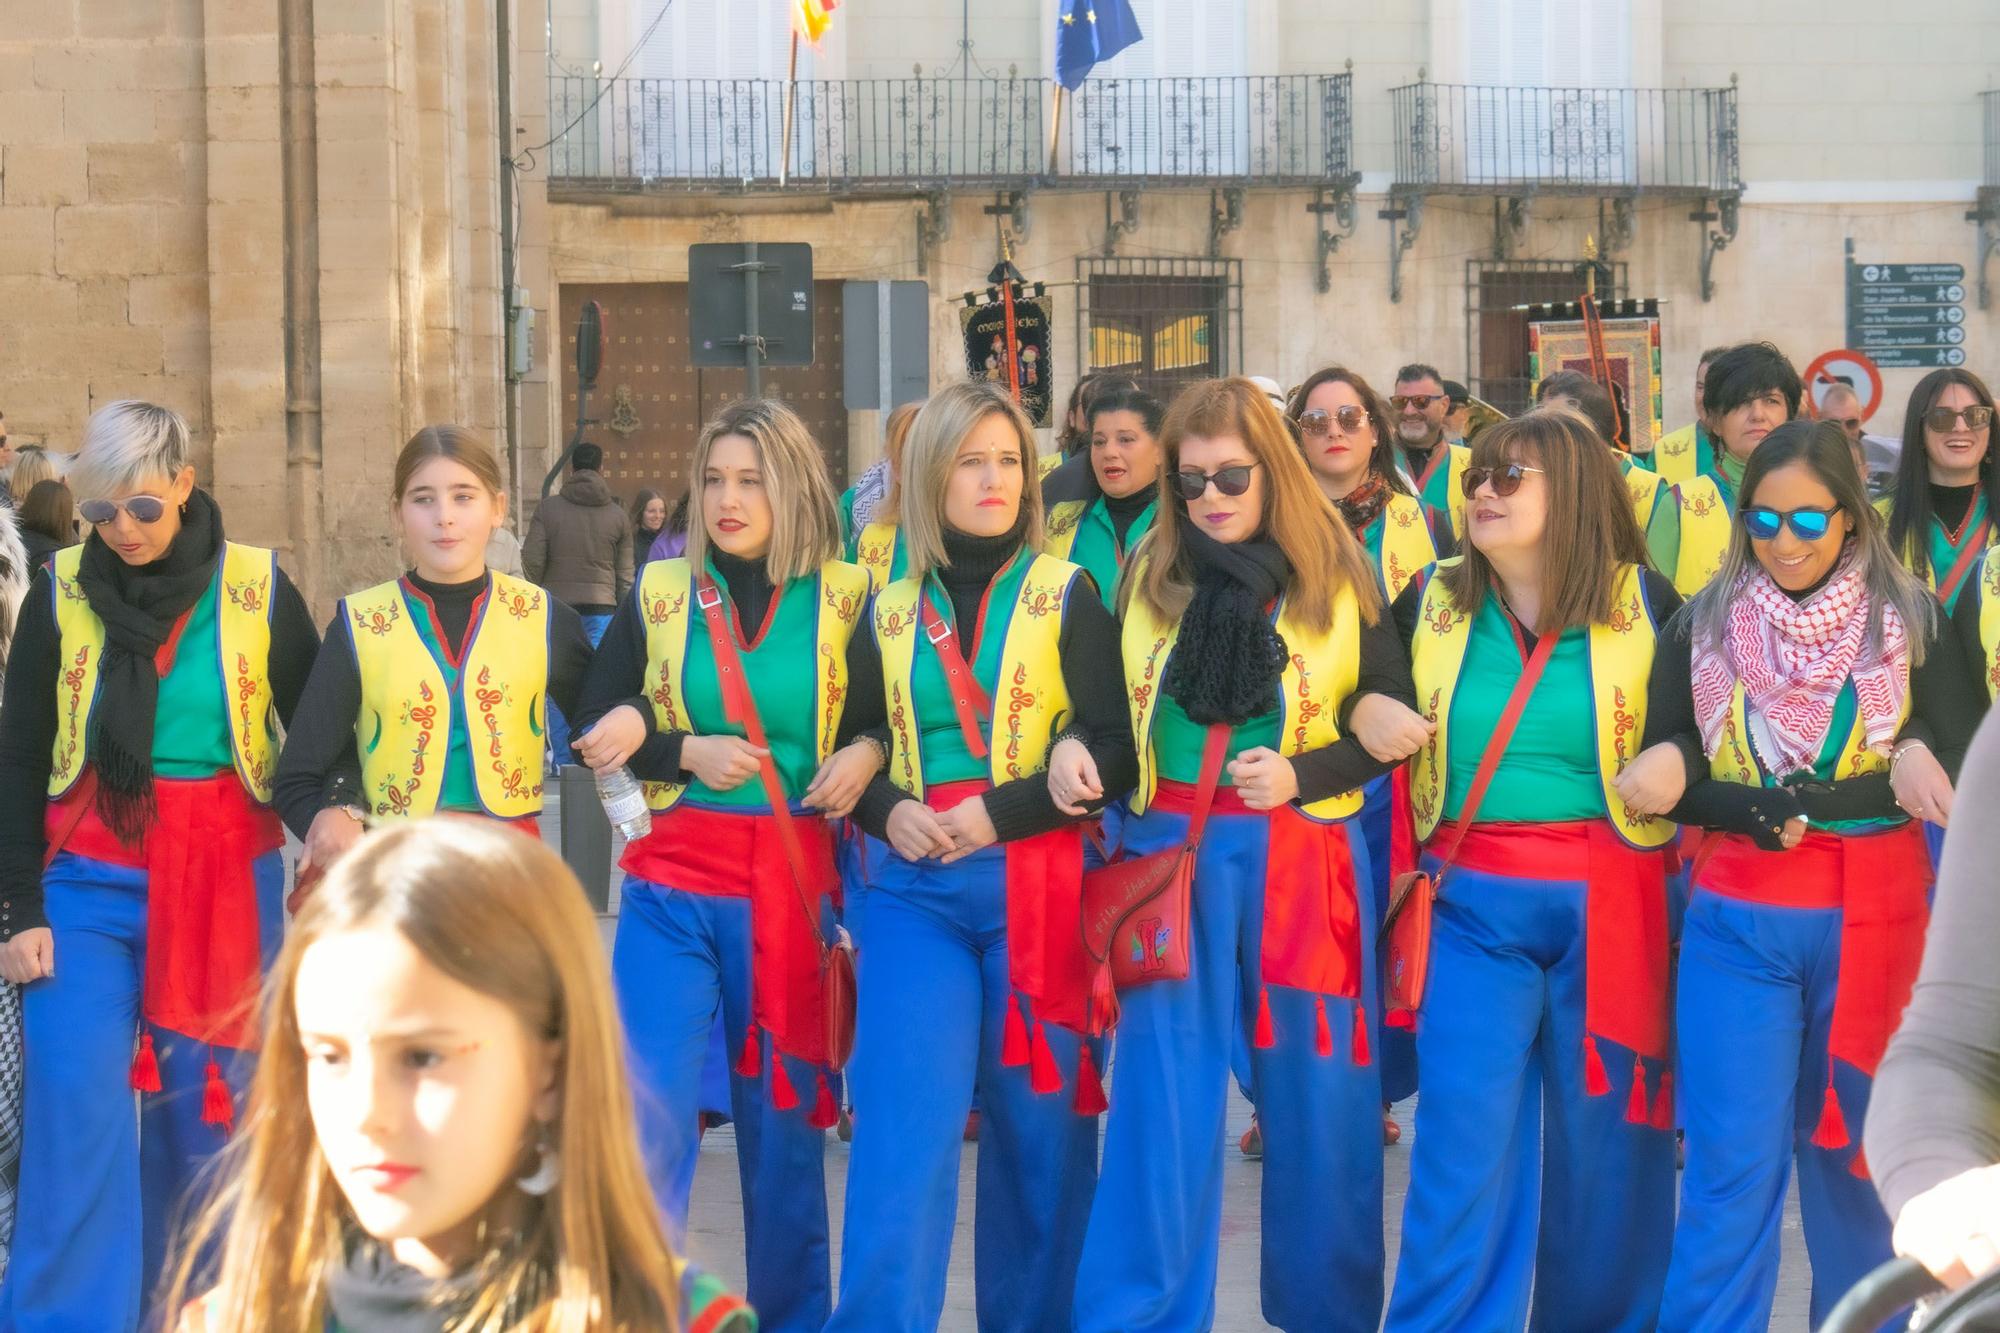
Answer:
[{"xmin": 1802, "ymin": 348, "xmax": 1884, "ymax": 423}]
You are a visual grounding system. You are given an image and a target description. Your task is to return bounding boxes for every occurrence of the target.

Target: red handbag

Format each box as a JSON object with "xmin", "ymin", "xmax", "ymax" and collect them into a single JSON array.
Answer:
[
  {"xmin": 1080, "ymin": 723, "xmax": 1229, "ymax": 1030},
  {"xmin": 1383, "ymin": 628, "xmax": 1557, "ymax": 1020},
  {"xmin": 696, "ymin": 576, "xmax": 856, "ymax": 1069}
]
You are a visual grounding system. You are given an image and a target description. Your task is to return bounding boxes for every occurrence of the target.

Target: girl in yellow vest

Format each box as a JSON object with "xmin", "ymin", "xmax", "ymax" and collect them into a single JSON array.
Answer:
[
  {"xmin": 164, "ymin": 820, "xmax": 754, "ymax": 1333},
  {"xmin": 1074, "ymin": 378, "xmax": 1420, "ymax": 1333},
  {"xmin": 827, "ymin": 381, "xmax": 1135, "ymax": 1333},
  {"xmin": 564, "ymin": 398, "xmax": 878, "ymax": 1332},
  {"xmin": 274, "ymin": 426, "xmax": 594, "ymax": 875},
  {"xmin": 1669, "ymin": 342, "xmax": 1803, "ymax": 595},
  {"xmin": 1616, "ymin": 419, "xmax": 1976, "ymax": 1329},
  {"xmin": 1041, "ymin": 384, "xmax": 1164, "ymax": 608},
  {"xmin": 1879, "ymin": 368, "xmax": 1997, "ymax": 615},
  {"xmin": 0, "ymin": 401, "xmax": 320, "ymax": 1330},
  {"xmin": 1383, "ymin": 410, "xmax": 1684, "ymax": 1331},
  {"xmin": 846, "ymin": 400, "xmax": 920, "ymax": 593}
]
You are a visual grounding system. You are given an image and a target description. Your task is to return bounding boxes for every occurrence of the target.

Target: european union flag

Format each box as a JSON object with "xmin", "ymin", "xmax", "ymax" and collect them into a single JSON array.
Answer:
[{"xmin": 1055, "ymin": 0, "xmax": 1143, "ymax": 91}]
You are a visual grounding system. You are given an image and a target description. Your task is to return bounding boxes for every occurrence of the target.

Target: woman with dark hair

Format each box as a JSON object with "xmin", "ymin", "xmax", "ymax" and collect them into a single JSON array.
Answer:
[
  {"xmin": 1384, "ymin": 410, "xmax": 1683, "ymax": 1332},
  {"xmin": 14, "ymin": 479, "xmax": 75, "ymax": 570},
  {"xmin": 1044, "ymin": 375, "xmax": 1141, "ymax": 505},
  {"xmin": 1537, "ymin": 370, "xmax": 1681, "ymax": 581},
  {"xmin": 1042, "ymin": 384, "xmax": 1165, "ymax": 608},
  {"xmin": 1668, "ymin": 341, "xmax": 1804, "ymax": 596},
  {"xmin": 647, "ymin": 489, "xmax": 692, "ymax": 564},
  {"xmin": 629, "ymin": 487, "xmax": 667, "ymax": 569},
  {"xmin": 1618, "ymin": 419, "xmax": 1976, "ymax": 1329},
  {"xmin": 1880, "ymin": 367, "xmax": 1998, "ymax": 613}
]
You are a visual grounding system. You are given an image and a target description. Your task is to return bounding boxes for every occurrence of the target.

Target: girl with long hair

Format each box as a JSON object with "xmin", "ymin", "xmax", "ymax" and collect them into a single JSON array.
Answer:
[
  {"xmin": 274, "ymin": 426, "xmax": 593, "ymax": 876},
  {"xmin": 1618, "ymin": 420, "xmax": 1976, "ymax": 1329},
  {"xmin": 1042, "ymin": 384, "xmax": 1166, "ymax": 608},
  {"xmin": 1880, "ymin": 367, "xmax": 1998, "ymax": 612},
  {"xmin": 566, "ymin": 399, "xmax": 878, "ymax": 1331},
  {"xmin": 1074, "ymin": 378, "xmax": 1419, "ymax": 1332},
  {"xmin": 0, "ymin": 401, "xmax": 321, "ymax": 1329},
  {"xmin": 165, "ymin": 818, "xmax": 751, "ymax": 1332},
  {"xmin": 1384, "ymin": 410, "xmax": 1685, "ymax": 1331},
  {"xmin": 846, "ymin": 400, "xmax": 922, "ymax": 592},
  {"xmin": 629, "ymin": 489, "xmax": 667, "ymax": 571},
  {"xmin": 827, "ymin": 381, "xmax": 1135, "ymax": 1333}
]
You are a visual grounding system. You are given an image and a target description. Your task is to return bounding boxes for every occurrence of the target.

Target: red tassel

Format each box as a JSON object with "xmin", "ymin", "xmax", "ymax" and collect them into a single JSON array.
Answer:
[
  {"xmin": 1625, "ymin": 1056, "xmax": 1649, "ymax": 1124},
  {"xmin": 770, "ymin": 1056, "xmax": 800, "ymax": 1111},
  {"xmin": 1253, "ymin": 987, "xmax": 1276, "ymax": 1050},
  {"xmin": 1087, "ymin": 965, "xmax": 1120, "ymax": 1037},
  {"xmin": 1351, "ymin": 1003, "xmax": 1372, "ymax": 1067},
  {"xmin": 1849, "ymin": 1148, "xmax": 1871, "ymax": 1181},
  {"xmin": 807, "ymin": 1072, "xmax": 838, "ymax": 1130},
  {"xmin": 1385, "ymin": 1008, "xmax": 1416, "ymax": 1031},
  {"xmin": 200, "ymin": 1057, "xmax": 234, "ymax": 1133},
  {"xmin": 1029, "ymin": 1023, "xmax": 1062, "ymax": 1095},
  {"xmin": 1649, "ymin": 1070, "xmax": 1675, "ymax": 1131},
  {"xmin": 1001, "ymin": 998, "xmax": 1030, "ymax": 1068},
  {"xmin": 1072, "ymin": 1046, "xmax": 1109, "ymax": 1116},
  {"xmin": 1313, "ymin": 997, "xmax": 1333, "ymax": 1058},
  {"xmin": 736, "ymin": 1026, "xmax": 761, "ymax": 1078},
  {"xmin": 1811, "ymin": 1078, "xmax": 1851, "ymax": 1150},
  {"xmin": 1583, "ymin": 1035, "xmax": 1610, "ymax": 1097},
  {"xmin": 129, "ymin": 1033, "xmax": 162, "ymax": 1094}
]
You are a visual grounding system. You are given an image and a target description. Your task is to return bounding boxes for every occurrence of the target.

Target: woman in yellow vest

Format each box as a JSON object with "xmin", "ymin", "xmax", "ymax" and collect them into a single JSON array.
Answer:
[
  {"xmin": 847, "ymin": 399, "xmax": 920, "ymax": 592},
  {"xmin": 1669, "ymin": 342, "xmax": 1802, "ymax": 596},
  {"xmin": 827, "ymin": 381, "xmax": 1135, "ymax": 1333},
  {"xmin": 564, "ymin": 398, "xmax": 877, "ymax": 1331},
  {"xmin": 1536, "ymin": 370, "xmax": 1682, "ymax": 579},
  {"xmin": 1041, "ymin": 384, "xmax": 1164, "ymax": 609},
  {"xmin": 1619, "ymin": 419, "xmax": 1975, "ymax": 1329},
  {"xmin": 1879, "ymin": 368, "xmax": 1997, "ymax": 614},
  {"xmin": 274, "ymin": 426, "xmax": 593, "ymax": 874},
  {"xmin": 1074, "ymin": 378, "xmax": 1419, "ymax": 1333},
  {"xmin": 0, "ymin": 400, "xmax": 319, "ymax": 1329},
  {"xmin": 1383, "ymin": 410, "xmax": 1683, "ymax": 1331}
]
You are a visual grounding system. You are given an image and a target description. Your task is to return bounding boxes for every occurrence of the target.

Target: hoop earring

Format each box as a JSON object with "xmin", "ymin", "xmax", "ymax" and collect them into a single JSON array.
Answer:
[{"xmin": 515, "ymin": 1122, "xmax": 561, "ymax": 1196}]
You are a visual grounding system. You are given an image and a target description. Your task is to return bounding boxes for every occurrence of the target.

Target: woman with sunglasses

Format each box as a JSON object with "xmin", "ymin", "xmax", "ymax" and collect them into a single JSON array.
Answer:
[
  {"xmin": 273, "ymin": 426, "xmax": 593, "ymax": 873},
  {"xmin": 1042, "ymin": 385, "xmax": 1165, "ymax": 609},
  {"xmin": 1617, "ymin": 419, "xmax": 1975, "ymax": 1329},
  {"xmin": 1384, "ymin": 410, "xmax": 1683, "ymax": 1332},
  {"xmin": 1667, "ymin": 342, "xmax": 1803, "ymax": 596},
  {"xmin": 826, "ymin": 381, "xmax": 1135, "ymax": 1333},
  {"xmin": 1879, "ymin": 368, "xmax": 1998, "ymax": 614},
  {"xmin": 0, "ymin": 401, "xmax": 320, "ymax": 1329},
  {"xmin": 1075, "ymin": 378, "xmax": 1419, "ymax": 1333}
]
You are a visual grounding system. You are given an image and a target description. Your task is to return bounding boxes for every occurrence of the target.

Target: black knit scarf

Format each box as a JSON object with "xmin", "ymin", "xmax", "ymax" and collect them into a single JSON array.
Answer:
[
  {"xmin": 75, "ymin": 487, "xmax": 223, "ymax": 842},
  {"xmin": 1159, "ymin": 513, "xmax": 1290, "ymax": 724}
]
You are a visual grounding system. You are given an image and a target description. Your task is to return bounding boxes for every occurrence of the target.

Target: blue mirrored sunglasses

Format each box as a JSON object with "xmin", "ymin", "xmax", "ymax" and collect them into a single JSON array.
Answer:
[{"xmin": 1741, "ymin": 506, "xmax": 1837, "ymax": 541}]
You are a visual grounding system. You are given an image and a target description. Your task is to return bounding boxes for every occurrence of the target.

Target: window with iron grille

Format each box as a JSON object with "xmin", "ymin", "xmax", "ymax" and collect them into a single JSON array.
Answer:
[
  {"xmin": 1076, "ymin": 258, "xmax": 1243, "ymax": 403},
  {"xmin": 1464, "ymin": 257, "xmax": 1626, "ymax": 417}
]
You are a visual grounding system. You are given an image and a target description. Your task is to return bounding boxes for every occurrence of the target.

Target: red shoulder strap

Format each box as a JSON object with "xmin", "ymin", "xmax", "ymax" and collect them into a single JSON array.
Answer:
[
  {"xmin": 694, "ymin": 575, "xmax": 828, "ymax": 950},
  {"xmin": 917, "ymin": 593, "xmax": 993, "ymax": 760},
  {"xmin": 1430, "ymin": 627, "xmax": 1559, "ymax": 877},
  {"xmin": 1180, "ymin": 723, "xmax": 1232, "ymax": 848}
]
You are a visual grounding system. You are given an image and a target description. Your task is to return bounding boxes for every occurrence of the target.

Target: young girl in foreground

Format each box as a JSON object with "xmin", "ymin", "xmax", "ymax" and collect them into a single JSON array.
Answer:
[{"xmin": 167, "ymin": 818, "xmax": 753, "ymax": 1333}]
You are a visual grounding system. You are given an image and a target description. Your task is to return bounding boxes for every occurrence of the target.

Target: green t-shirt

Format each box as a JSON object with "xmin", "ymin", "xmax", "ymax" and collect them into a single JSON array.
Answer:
[
  {"xmin": 1619, "ymin": 453, "xmax": 1683, "ymax": 578},
  {"xmin": 406, "ymin": 588, "xmax": 485, "ymax": 812},
  {"xmin": 678, "ymin": 561, "xmax": 823, "ymax": 807},
  {"xmin": 908, "ymin": 548, "xmax": 1035, "ymax": 786},
  {"xmin": 1152, "ymin": 686, "xmax": 1280, "ymax": 786},
  {"xmin": 1067, "ymin": 495, "xmax": 1156, "ymax": 611},
  {"xmin": 152, "ymin": 574, "xmax": 236, "ymax": 777},
  {"xmin": 1443, "ymin": 598, "xmax": 1606, "ymax": 824}
]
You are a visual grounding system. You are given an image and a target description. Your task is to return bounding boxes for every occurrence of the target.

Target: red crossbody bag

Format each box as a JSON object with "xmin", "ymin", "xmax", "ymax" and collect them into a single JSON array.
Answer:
[
  {"xmin": 1382, "ymin": 628, "xmax": 1557, "ymax": 1019},
  {"xmin": 695, "ymin": 575, "xmax": 857, "ymax": 1069}
]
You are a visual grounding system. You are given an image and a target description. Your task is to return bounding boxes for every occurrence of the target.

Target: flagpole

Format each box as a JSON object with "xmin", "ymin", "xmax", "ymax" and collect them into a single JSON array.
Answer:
[
  {"xmin": 779, "ymin": 30, "xmax": 800, "ymax": 188},
  {"xmin": 1047, "ymin": 85, "xmax": 1066, "ymax": 175}
]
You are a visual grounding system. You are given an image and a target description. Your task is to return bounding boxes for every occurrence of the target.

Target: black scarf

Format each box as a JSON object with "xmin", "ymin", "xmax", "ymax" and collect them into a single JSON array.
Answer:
[
  {"xmin": 75, "ymin": 487, "xmax": 223, "ymax": 842},
  {"xmin": 1159, "ymin": 514, "xmax": 1290, "ymax": 724}
]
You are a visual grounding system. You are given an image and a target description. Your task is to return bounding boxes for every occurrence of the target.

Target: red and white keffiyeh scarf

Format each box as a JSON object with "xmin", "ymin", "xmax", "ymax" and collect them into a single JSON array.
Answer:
[{"xmin": 1691, "ymin": 558, "xmax": 1910, "ymax": 776}]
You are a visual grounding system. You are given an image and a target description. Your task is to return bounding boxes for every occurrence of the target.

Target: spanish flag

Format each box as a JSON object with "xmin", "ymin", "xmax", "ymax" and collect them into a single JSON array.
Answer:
[{"xmin": 794, "ymin": 0, "xmax": 837, "ymax": 44}]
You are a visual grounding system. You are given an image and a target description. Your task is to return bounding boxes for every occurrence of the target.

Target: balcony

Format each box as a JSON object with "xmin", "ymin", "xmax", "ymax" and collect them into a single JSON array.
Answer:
[
  {"xmin": 544, "ymin": 72, "xmax": 1358, "ymax": 196},
  {"xmin": 1388, "ymin": 82, "xmax": 1741, "ymax": 198}
]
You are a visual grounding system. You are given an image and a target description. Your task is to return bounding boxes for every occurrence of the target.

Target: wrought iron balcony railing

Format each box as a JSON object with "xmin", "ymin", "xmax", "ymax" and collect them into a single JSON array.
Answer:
[
  {"xmin": 1389, "ymin": 82, "xmax": 1741, "ymax": 196},
  {"xmin": 545, "ymin": 72, "xmax": 1357, "ymax": 193}
]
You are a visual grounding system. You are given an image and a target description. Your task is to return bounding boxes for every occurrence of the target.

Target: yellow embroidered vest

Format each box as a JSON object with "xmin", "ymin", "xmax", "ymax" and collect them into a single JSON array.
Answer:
[
  {"xmin": 345, "ymin": 572, "xmax": 549, "ymax": 820},
  {"xmin": 1408, "ymin": 559, "xmax": 1672, "ymax": 849},
  {"xmin": 1044, "ymin": 500, "xmax": 1087, "ymax": 560},
  {"xmin": 48, "ymin": 542, "xmax": 280, "ymax": 802},
  {"xmin": 874, "ymin": 553, "xmax": 1075, "ymax": 798},
  {"xmin": 1376, "ymin": 491, "xmax": 1442, "ymax": 601},
  {"xmin": 1428, "ymin": 444, "xmax": 1472, "ymax": 539},
  {"xmin": 634, "ymin": 557, "xmax": 870, "ymax": 812},
  {"xmin": 1121, "ymin": 560, "xmax": 1365, "ymax": 821},
  {"xmin": 1705, "ymin": 676, "xmax": 1906, "ymax": 784},
  {"xmin": 1979, "ymin": 555, "xmax": 2000, "ymax": 701},
  {"xmin": 1624, "ymin": 465, "xmax": 1661, "ymax": 530},
  {"xmin": 1673, "ymin": 474, "xmax": 1732, "ymax": 596},
  {"xmin": 1654, "ymin": 423, "xmax": 1700, "ymax": 486},
  {"xmin": 855, "ymin": 521, "xmax": 898, "ymax": 592}
]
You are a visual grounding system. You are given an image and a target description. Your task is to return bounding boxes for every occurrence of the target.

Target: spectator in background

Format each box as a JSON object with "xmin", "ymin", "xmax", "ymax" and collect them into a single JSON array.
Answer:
[
  {"xmin": 648, "ymin": 492, "xmax": 691, "ymax": 564},
  {"xmin": 1536, "ymin": 370, "xmax": 1680, "ymax": 581},
  {"xmin": 1045, "ymin": 375, "xmax": 1139, "ymax": 505},
  {"xmin": 1391, "ymin": 363, "xmax": 1472, "ymax": 536},
  {"xmin": 7, "ymin": 449, "xmax": 58, "ymax": 504},
  {"xmin": 14, "ymin": 481, "xmax": 74, "ymax": 571},
  {"xmin": 523, "ymin": 441, "xmax": 632, "ymax": 767},
  {"xmin": 630, "ymin": 488, "xmax": 667, "ymax": 570},
  {"xmin": 839, "ymin": 400, "xmax": 921, "ymax": 547},
  {"xmin": 1442, "ymin": 380, "xmax": 1473, "ymax": 447},
  {"xmin": 0, "ymin": 414, "xmax": 14, "ymax": 508},
  {"xmin": 1815, "ymin": 381, "xmax": 1898, "ymax": 493},
  {"xmin": 1640, "ymin": 344, "xmax": 1731, "ymax": 483}
]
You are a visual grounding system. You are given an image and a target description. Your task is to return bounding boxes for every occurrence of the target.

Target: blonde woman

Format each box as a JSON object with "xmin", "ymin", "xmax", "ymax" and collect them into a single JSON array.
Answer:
[
  {"xmin": 846, "ymin": 400, "xmax": 921, "ymax": 591},
  {"xmin": 827, "ymin": 381, "xmax": 1135, "ymax": 1333},
  {"xmin": 568, "ymin": 399, "xmax": 878, "ymax": 1331},
  {"xmin": 166, "ymin": 819, "xmax": 751, "ymax": 1332}
]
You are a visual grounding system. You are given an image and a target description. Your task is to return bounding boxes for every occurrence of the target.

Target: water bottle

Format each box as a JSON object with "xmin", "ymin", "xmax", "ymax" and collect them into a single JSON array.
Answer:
[{"xmin": 595, "ymin": 765, "xmax": 652, "ymax": 841}]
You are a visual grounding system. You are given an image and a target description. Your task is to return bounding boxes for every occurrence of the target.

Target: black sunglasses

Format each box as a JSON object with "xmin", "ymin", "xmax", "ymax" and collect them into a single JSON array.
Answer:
[
  {"xmin": 79, "ymin": 495, "xmax": 170, "ymax": 526},
  {"xmin": 1926, "ymin": 404, "xmax": 1994, "ymax": 433},
  {"xmin": 1390, "ymin": 394, "xmax": 1441, "ymax": 412},
  {"xmin": 1741, "ymin": 506, "xmax": 1838, "ymax": 542},
  {"xmin": 1298, "ymin": 406, "xmax": 1369, "ymax": 438},
  {"xmin": 1171, "ymin": 463, "xmax": 1261, "ymax": 501},
  {"xmin": 1459, "ymin": 463, "xmax": 1545, "ymax": 498}
]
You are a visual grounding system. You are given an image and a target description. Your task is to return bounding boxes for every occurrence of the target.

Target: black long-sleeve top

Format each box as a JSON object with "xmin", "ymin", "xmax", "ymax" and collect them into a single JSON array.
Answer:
[
  {"xmin": 1274, "ymin": 608, "xmax": 1416, "ymax": 803},
  {"xmin": 1641, "ymin": 597, "xmax": 1978, "ymax": 849},
  {"xmin": 845, "ymin": 528, "xmax": 1138, "ymax": 844},
  {"xmin": 271, "ymin": 571, "xmax": 592, "ymax": 837},
  {"xmin": 1950, "ymin": 568, "xmax": 1998, "ymax": 699},
  {"xmin": 0, "ymin": 564, "xmax": 321, "ymax": 939}
]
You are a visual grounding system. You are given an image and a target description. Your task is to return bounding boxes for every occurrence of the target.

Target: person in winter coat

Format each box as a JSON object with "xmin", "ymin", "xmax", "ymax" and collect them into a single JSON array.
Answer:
[{"xmin": 523, "ymin": 441, "xmax": 633, "ymax": 766}]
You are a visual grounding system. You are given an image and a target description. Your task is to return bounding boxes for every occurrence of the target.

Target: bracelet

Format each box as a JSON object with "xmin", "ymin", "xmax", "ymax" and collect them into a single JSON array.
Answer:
[
  {"xmin": 851, "ymin": 734, "xmax": 888, "ymax": 766},
  {"xmin": 1890, "ymin": 740, "xmax": 1929, "ymax": 774}
]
